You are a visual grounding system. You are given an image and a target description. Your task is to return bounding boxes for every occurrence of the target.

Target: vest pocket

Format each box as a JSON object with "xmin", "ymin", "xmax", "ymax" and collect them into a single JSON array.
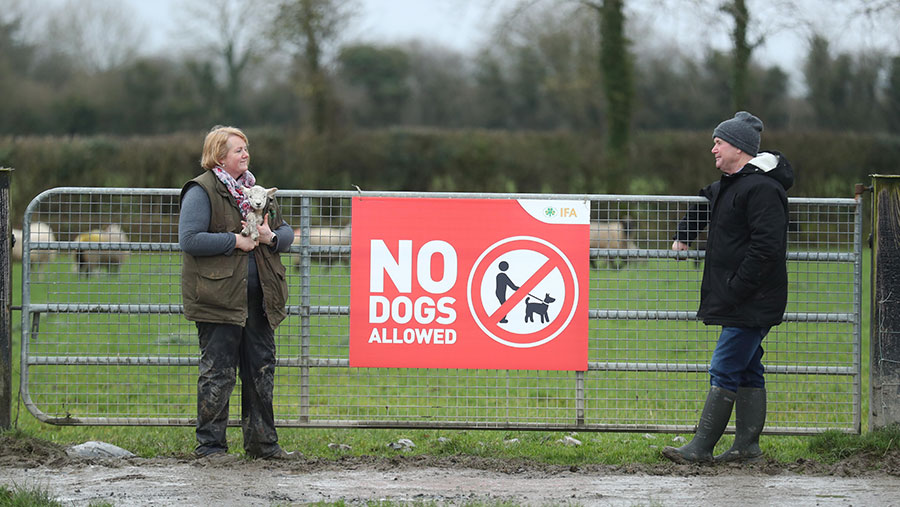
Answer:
[
  {"xmin": 264, "ymin": 254, "xmax": 288, "ymax": 306},
  {"xmin": 197, "ymin": 261, "xmax": 240, "ymax": 306},
  {"xmin": 272, "ymin": 262, "xmax": 287, "ymax": 305}
]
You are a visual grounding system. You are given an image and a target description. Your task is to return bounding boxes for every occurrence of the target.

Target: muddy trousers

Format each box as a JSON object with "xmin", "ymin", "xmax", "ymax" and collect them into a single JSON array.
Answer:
[{"xmin": 195, "ymin": 285, "xmax": 279, "ymax": 458}]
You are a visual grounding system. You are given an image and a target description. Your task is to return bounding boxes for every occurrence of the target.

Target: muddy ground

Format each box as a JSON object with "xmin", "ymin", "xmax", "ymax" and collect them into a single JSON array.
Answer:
[{"xmin": 1, "ymin": 435, "xmax": 899, "ymax": 506}]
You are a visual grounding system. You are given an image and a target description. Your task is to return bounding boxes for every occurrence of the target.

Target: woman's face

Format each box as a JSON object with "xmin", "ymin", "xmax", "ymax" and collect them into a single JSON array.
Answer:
[{"xmin": 220, "ymin": 134, "xmax": 249, "ymax": 178}]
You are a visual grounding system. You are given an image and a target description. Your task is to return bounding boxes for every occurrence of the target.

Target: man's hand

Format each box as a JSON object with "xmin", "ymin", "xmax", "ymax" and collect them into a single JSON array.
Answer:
[{"xmin": 671, "ymin": 240, "xmax": 690, "ymax": 251}]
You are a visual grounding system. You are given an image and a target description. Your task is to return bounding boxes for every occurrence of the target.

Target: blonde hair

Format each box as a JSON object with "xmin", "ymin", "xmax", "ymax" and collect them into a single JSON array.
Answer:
[{"xmin": 200, "ymin": 125, "xmax": 249, "ymax": 170}]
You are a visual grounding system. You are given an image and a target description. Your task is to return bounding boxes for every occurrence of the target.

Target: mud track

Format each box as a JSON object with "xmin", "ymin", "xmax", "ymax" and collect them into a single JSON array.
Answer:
[{"xmin": 1, "ymin": 436, "xmax": 899, "ymax": 506}]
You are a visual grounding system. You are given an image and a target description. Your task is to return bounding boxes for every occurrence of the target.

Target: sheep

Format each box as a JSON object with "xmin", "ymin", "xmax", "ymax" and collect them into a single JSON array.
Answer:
[
  {"xmin": 74, "ymin": 224, "xmax": 130, "ymax": 275},
  {"xmin": 11, "ymin": 222, "xmax": 57, "ymax": 264},
  {"xmin": 240, "ymin": 185, "xmax": 277, "ymax": 241},
  {"xmin": 590, "ymin": 219, "xmax": 637, "ymax": 269},
  {"xmin": 293, "ymin": 225, "xmax": 351, "ymax": 268}
]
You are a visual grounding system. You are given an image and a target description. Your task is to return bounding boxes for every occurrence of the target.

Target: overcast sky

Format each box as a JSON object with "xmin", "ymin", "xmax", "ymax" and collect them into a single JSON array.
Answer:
[
  {"xmin": 117, "ymin": 0, "xmax": 900, "ymax": 92},
  {"xmin": 125, "ymin": 0, "xmax": 516, "ymax": 55}
]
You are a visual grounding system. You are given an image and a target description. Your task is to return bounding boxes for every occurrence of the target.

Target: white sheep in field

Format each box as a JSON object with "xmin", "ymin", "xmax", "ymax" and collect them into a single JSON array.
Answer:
[
  {"xmin": 293, "ymin": 225, "xmax": 351, "ymax": 268},
  {"xmin": 240, "ymin": 185, "xmax": 277, "ymax": 241},
  {"xmin": 11, "ymin": 222, "xmax": 57, "ymax": 264},
  {"xmin": 74, "ymin": 224, "xmax": 130, "ymax": 275},
  {"xmin": 590, "ymin": 220, "xmax": 637, "ymax": 269}
]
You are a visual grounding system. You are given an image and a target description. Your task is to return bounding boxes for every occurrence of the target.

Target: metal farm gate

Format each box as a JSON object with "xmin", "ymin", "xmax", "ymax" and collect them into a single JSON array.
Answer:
[{"xmin": 18, "ymin": 188, "xmax": 862, "ymax": 434}]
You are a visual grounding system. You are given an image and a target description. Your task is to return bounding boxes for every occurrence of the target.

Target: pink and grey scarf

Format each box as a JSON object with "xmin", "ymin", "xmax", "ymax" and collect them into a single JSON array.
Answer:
[{"xmin": 212, "ymin": 166, "xmax": 257, "ymax": 219}]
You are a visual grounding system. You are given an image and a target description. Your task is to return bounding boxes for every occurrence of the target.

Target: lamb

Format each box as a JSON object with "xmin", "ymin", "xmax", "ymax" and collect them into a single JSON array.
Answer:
[
  {"xmin": 74, "ymin": 224, "xmax": 130, "ymax": 275},
  {"xmin": 293, "ymin": 225, "xmax": 351, "ymax": 268},
  {"xmin": 590, "ymin": 220, "xmax": 637, "ymax": 269},
  {"xmin": 11, "ymin": 222, "xmax": 57, "ymax": 264},
  {"xmin": 241, "ymin": 185, "xmax": 277, "ymax": 241}
]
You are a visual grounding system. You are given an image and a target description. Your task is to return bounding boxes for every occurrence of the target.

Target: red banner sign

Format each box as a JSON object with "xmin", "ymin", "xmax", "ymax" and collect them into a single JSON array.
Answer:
[{"xmin": 349, "ymin": 197, "xmax": 589, "ymax": 370}]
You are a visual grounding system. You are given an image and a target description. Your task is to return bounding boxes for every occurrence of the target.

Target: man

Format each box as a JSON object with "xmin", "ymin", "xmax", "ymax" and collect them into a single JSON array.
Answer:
[{"xmin": 663, "ymin": 111, "xmax": 794, "ymax": 464}]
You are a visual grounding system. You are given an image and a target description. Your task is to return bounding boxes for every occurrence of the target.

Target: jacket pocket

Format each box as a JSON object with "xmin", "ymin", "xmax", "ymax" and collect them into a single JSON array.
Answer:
[{"xmin": 704, "ymin": 268, "xmax": 740, "ymax": 312}]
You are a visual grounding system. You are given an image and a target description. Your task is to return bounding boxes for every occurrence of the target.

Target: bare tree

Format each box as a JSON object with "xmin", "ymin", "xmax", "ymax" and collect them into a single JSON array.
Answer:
[
  {"xmin": 634, "ymin": 0, "xmax": 807, "ymax": 110},
  {"xmin": 721, "ymin": 0, "xmax": 756, "ymax": 110},
  {"xmin": 172, "ymin": 0, "xmax": 277, "ymax": 124},
  {"xmin": 817, "ymin": 0, "xmax": 900, "ymax": 54},
  {"xmin": 851, "ymin": 0, "xmax": 900, "ymax": 17},
  {"xmin": 496, "ymin": 0, "xmax": 633, "ymax": 153},
  {"xmin": 270, "ymin": 0, "xmax": 356, "ymax": 134},
  {"xmin": 41, "ymin": 0, "xmax": 146, "ymax": 72},
  {"xmin": 0, "ymin": 0, "xmax": 28, "ymax": 27},
  {"xmin": 487, "ymin": 1, "xmax": 603, "ymax": 129},
  {"xmin": 582, "ymin": 0, "xmax": 633, "ymax": 155}
]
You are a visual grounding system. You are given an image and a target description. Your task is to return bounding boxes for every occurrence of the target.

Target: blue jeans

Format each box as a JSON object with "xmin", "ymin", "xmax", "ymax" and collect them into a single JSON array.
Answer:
[{"xmin": 708, "ymin": 326, "xmax": 769, "ymax": 392}]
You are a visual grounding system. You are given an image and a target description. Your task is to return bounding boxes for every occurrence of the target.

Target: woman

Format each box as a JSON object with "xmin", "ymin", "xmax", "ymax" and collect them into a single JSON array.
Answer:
[{"xmin": 179, "ymin": 125, "xmax": 296, "ymax": 459}]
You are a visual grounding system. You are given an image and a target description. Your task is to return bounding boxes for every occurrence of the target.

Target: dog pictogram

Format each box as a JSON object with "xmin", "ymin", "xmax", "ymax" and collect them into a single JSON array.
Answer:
[{"xmin": 524, "ymin": 293, "xmax": 556, "ymax": 323}]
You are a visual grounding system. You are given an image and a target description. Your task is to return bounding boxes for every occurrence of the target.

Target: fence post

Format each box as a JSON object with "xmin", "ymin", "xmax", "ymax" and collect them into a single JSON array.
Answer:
[
  {"xmin": 870, "ymin": 174, "xmax": 900, "ymax": 430},
  {"xmin": 0, "ymin": 167, "xmax": 12, "ymax": 430}
]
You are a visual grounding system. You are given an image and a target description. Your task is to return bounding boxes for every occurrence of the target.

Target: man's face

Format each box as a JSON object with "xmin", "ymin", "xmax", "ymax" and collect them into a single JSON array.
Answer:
[{"xmin": 711, "ymin": 137, "xmax": 742, "ymax": 174}]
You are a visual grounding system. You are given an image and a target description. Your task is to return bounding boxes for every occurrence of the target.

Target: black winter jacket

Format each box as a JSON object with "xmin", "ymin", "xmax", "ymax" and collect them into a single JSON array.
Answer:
[{"xmin": 674, "ymin": 151, "xmax": 794, "ymax": 327}]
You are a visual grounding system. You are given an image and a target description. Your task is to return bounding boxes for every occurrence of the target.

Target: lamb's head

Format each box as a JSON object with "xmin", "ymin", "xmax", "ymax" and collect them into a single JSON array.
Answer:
[{"xmin": 242, "ymin": 185, "xmax": 277, "ymax": 212}]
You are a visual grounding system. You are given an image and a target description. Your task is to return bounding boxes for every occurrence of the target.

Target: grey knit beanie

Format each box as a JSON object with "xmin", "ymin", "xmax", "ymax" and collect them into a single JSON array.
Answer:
[{"xmin": 712, "ymin": 111, "xmax": 763, "ymax": 156}]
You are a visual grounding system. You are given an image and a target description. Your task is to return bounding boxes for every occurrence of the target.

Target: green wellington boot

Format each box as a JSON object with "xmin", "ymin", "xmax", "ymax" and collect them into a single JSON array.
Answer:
[
  {"xmin": 715, "ymin": 387, "xmax": 766, "ymax": 463},
  {"xmin": 662, "ymin": 386, "xmax": 736, "ymax": 464}
]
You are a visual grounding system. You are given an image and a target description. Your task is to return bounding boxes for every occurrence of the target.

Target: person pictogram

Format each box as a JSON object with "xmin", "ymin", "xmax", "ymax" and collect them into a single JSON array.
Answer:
[{"xmin": 494, "ymin": 261, "xmax": 519, "ymax": 323}]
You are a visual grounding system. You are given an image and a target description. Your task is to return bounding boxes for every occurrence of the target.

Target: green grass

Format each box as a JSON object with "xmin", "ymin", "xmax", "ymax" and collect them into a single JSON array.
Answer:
[
  {"xmin": 0, "ymin": 483, "xmax": 114, "ymax": 507},
  {"xmin": 0, "ymin": 484, "xmax": 61, "ymax": 507},
  {"xmin": 4, "ymin": 422, "xmax": 899, "ymax": 468},
  {"xmin": 2, "ymin": 242, "xmax": 876, "ymax": 464},
  {"xmin": 808, "ymin": 424, "xmax": 900, "ymax": 462},
  {"xmin": 0, "ymin": 483, "xmax": 113, "ymax": 507},
  {"xmin": 14, "ymin": 255, "xmax": 864, "ymax": 428}
]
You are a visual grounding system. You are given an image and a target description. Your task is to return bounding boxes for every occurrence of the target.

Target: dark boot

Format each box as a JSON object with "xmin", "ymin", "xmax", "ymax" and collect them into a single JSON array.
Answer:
[
  {"xmin": 257, "ymin": 447, "xmax": 303, "ymax": 460},
  {"xmin": 662, "ymin": 386, "xmax": 736, "ymax": 464},
  {"xmin": 715, "ymin": 387, "xmax": 766, "ymax": 463}
]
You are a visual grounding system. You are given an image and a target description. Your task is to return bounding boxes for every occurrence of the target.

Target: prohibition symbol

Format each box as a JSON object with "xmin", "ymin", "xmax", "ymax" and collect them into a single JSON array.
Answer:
[{"xmin": 467, "ymin": 236, "xmax": 579, "ymax": 348}]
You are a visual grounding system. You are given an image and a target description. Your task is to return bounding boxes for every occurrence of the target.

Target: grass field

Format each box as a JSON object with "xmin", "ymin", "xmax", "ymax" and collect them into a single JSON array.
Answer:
[{"xmin": 2, "ymin": 239, "xmax": 872, "ymax": 463}]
